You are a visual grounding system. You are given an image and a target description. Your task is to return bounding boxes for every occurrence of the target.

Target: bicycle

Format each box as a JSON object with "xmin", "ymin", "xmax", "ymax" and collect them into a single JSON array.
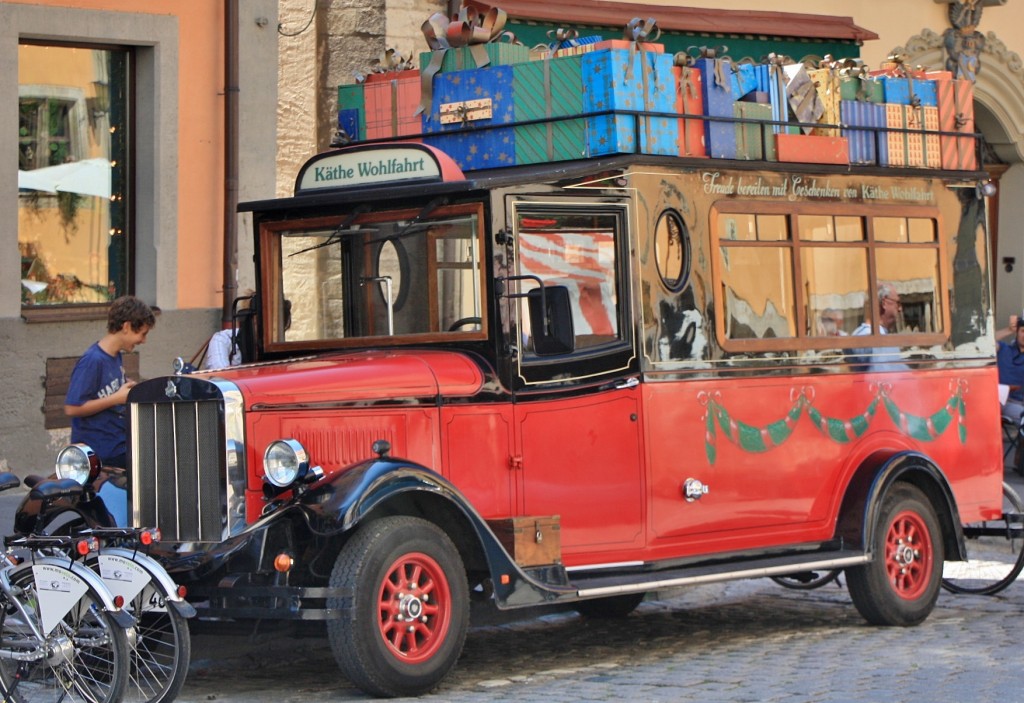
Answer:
[
  {"xmin": 940, "ymin": 481, "xmax": 1024, "ymax": 596},
  {"xmin": 23, "ymin": 477, "xmax": 194, "ymax": 703},
  {"xmin": 0, "ymin": 473, "xmax": 132, "ymax": 703}
]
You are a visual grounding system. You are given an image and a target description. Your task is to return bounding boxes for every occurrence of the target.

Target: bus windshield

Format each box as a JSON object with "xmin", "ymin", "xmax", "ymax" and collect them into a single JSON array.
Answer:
[{"xmin": 261, "ymin": 204, "xmax": 485, "ymax": 348}]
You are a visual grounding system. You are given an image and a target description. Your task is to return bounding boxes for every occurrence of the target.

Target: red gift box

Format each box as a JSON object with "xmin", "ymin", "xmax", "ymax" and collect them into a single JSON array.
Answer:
[
  {"xmin": 775, "ymin": 133, "xmax": 849, "ymax": 165},
  {"xmin": 934, "ymin": 76, "xmax": 977, "ymax": 170},
  {"xmin": 364, "ymin": 70, "xmax": 421, "ymax": 139},
  {"xmin": 673, "ymin": 65, "xmax": 706, "ymax": 157}
]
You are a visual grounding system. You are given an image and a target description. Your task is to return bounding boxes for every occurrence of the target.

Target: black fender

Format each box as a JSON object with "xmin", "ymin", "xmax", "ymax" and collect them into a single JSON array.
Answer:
[
  {"xmin": 295, "ymin": 457, "xmax": 574, "ymax": 607},
  {"xmin": 836, "ymin": 450, "xmax": 966, "ymax": 561}
]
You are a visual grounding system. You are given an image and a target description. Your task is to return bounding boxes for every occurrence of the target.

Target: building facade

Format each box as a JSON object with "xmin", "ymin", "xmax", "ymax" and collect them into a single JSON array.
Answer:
[{"xmin": 3, "ymin": 0, "xmax": 1023, "ymax": 473}]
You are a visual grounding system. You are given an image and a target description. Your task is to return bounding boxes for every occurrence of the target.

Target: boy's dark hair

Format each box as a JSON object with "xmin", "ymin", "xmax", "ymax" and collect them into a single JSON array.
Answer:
[{"xmin": 107, "ymin": 295, "xmax": 156, "ymax": 333}]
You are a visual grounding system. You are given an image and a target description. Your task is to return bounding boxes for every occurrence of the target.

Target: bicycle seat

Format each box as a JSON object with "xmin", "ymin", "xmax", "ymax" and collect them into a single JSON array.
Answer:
[
  {"xmin": 0, "ymin": 473, "xmax": 20, "ymax": 492},
  {"xmin": 29, "ymin": 478, "xmax": 83, "ymax": 502}
]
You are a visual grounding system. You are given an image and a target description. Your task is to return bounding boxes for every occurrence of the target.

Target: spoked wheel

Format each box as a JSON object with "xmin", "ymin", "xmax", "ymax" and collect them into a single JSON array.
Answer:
[
  {"xmin": 847, "ymin": 483, "xmax": 944, "ymax": 626},
  {"xmin": 0, "ymin": 565, "xmax": 130, "ymax": 703},
  {"xmin": 941, "ymin": 482, "xmax": 1024, "ymax": 596},
  {"xmin": 121, "ymin": 584, "xmax": 191, "ymax": 703},
  {"xmin": 327, "ymin": 516, "xmax": 469, "ymax": 698},
  {"xmin": 770, "ymin": 569, "xmax": 842, "ymax": 590}
]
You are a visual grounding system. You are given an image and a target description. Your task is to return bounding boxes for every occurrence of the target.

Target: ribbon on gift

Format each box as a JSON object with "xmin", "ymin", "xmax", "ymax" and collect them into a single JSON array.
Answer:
[
  {"xmin": 673, "ymin": 52, "xmax": 700, "ymax": 100},
  {"xmin": 370, "ymin": 47, "xmax": 416, "ymax": 75},
  {"xmin": 418, "ymin": 7, "xmax": 510, "ymax": 114},
  {"xmin": 547, "ymin": 27, "xmax": 578, "ymax": 51},
  {"xmin": 621, "ymin": 17, "xmax": 661, "ymax": 149}
]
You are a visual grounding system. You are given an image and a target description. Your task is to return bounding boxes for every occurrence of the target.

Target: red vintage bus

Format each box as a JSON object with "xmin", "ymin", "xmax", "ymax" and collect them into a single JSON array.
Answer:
[{"xmin": 30, "ymin": 139, "xmax": 1005, "ymax": 696}]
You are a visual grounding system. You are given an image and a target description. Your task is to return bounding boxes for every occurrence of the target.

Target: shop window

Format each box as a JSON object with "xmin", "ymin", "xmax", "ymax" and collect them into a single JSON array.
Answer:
[{"xmin": 18, "ymin": 42, "xmax": 131, "ymax": 308}]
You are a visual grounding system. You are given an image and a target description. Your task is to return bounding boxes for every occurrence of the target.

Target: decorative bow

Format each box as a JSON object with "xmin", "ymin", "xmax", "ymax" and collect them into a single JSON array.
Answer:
[{"xmin": 418, "ymin": 7, "xmax": 511, "ymax": 115}]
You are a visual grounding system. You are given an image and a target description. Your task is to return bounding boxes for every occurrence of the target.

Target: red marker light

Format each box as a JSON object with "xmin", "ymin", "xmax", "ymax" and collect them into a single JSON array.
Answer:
[
  {"xmin": 176, "ymin": 585, "xmax": 187, "ymax": 599},
  {"xmin": 76, "ymin": 538, "xmax": 98, "ymax": 556},
  {"xmin": 113, "ymin": 595, "xmax": 124, "ymax": 609},
  {"xmin": 273, "ymin": 553, "xmax": 294, "ymax": 573}
]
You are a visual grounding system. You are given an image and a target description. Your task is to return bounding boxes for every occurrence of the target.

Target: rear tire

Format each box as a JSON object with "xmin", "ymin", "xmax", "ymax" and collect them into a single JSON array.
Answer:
[
  {"xmin": 327, "ymin": 516, "xmax": 469, "ymax": 698},
  {"xmin": 847, "ymin": 483, "xmax": 944, "ymax": 626},
  {"xmin": 941, "ymin": 482, "xmax": 1024, "ymax": 595}
]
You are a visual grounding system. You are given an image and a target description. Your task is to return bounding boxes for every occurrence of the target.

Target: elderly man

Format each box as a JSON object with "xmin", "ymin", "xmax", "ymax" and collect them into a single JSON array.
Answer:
[{"xmin": 850, "ymin": 282, "xmax": 907, "ymax": 372}]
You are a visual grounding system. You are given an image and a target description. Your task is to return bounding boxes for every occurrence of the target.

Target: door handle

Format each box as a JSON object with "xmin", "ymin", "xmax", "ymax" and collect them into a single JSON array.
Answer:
[{"xmin": 615, "ymin": 377, "xmax": 639, "ymax": 390}]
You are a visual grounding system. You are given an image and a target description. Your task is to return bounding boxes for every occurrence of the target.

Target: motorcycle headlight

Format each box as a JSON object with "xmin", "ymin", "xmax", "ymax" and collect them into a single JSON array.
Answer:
[
  {"xmin": 263, "ymin": 439, "xmax": 310, "ymax": 488},
  {"xmin": 55, "ymin": 444, "xmax": 99, "ymax": 485}
]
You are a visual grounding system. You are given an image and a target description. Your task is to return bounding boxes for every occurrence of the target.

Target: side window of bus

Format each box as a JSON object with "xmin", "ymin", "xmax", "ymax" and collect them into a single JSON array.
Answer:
[
  {"xmin": 516, "ymin": 210, "xmax": 623, "ymax": 356},
  {"xmin": 715, "ymin": 210, "xmax": 942, "ymax": 348}
]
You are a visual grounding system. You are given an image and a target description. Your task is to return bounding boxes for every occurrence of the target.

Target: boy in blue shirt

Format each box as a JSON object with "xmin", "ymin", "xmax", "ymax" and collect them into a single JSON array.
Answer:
[{"xmin": 65, "ymin": 295, "xmax": 155, "ymax": 469}]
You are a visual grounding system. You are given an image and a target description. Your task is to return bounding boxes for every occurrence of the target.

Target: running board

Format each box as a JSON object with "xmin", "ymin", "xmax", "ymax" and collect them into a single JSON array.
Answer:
[{"xmin": 570, "ymin": 550, "xmax": 869, "ymax": 599}]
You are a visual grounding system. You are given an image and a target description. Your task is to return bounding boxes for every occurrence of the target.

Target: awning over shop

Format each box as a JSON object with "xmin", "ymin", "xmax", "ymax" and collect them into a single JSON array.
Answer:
[{"xmin": 466, "ymin": 0, "xmax": 878, "ymax": 60}]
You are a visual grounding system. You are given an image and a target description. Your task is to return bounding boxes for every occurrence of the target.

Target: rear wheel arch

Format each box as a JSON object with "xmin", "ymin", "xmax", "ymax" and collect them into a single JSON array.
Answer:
[{"xmin": 836, "ymin": 451, "xmax": 965, "ymax": 561}]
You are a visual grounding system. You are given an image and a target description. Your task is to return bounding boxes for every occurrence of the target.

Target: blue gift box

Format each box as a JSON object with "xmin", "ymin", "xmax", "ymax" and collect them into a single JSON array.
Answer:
[
  {"xmin": 697, "ymin": 57, "xmax": 738, "ymax": 159},
  {"xmin": 422, "ymin": 65, "xmax": 516, "ymax": 134},
  {"xmin": 337, "ymin": 109, "xmax": 362, "ymax": 142},
  {"xmin": 581, "ymin": 48, "xmax": 678, "ymax": 156},
  {"xmin": 880, "ymin": 77, "xmax": 938, "ymax": 106},
  {"xmin": 841, "ymin": 100, "xmax": 888, "ymax": 165},
  {"xmin": 422, "ymin": 129, "xmax": 517, "ymax": 170},
  {"xmin": 730, "ymin": 63, "xmax": 759, "ymax": 98}
]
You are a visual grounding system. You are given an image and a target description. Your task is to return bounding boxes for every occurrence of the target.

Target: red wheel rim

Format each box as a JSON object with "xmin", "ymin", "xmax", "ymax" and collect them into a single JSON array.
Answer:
[
  {"xmin": 884, "ymin": 509, "xmax": 933, "ymax": 600},
  {"xmin": 376, "ymin": 552, "xmax": 452, "ymax": 664}
]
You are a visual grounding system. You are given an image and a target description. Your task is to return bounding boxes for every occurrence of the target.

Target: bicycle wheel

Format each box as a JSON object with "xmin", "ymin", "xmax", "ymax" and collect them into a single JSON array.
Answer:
[
  {"xmin": 941, "ymin": 481, "xmax": 1024, "ymax": 595},
  {"xmin": 91, "ymin": 552, "xmax": 190, "ymax": 703},
  {"xmin": 0, "ymin": 563, "xmax": 130, "ymax": 703},
  {"xmin": 770, "ymin": 569, "xmax": 842, "ymax": 590},
  {"xmin": 122, "ymin": 581, "xmax": 191, "ymax": 703}
]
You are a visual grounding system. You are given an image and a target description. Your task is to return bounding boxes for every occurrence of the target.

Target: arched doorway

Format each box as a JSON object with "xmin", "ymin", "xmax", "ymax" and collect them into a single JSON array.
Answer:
[{"xmin": 896, "ymin": 28, "xmax": 1024, "ymax": 323}]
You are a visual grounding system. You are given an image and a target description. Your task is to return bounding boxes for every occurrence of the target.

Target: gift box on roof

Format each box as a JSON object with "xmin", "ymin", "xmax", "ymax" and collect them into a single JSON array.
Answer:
[
  {"xmin": 922, "ymin": 105, "xmax": 941, "ymax": 168},
  {"xmin": 841, "ymin": 100, "xmax": 887, "ymax": 165},
  {"xmin": 338, "ymin": 84, "xmax": 366, "ymax": 141},
  {"xmin": 513, "ymin": 55, "xmax": 587, "ymax": 164},
  {"xmin": 765, "ymin": 57, "xmax": 795, "ymax": 135},
  {"xmin": 419, "ymin": 42, "xmax": 530, "ymax": 75},
  {"xmin": 775, "ymin": 133, "xmax": 849, "ymax": 165},
  {"xmin": 697, "ymin": 57, "xmax": 738, "ymax": 158},
  {"xmin": 880, "ymin": 76, "xmax": 938, "ymax": 106},
  {"xmin": 673, "ymin": 62, "xmax": 706, "ymax": 157},
  {"xmin": 934, "ymin": 76, "xmax": 978, "ymax": 170},
  {"xmin": 422, "ymin": 129, "xmax": 517, "ymax": 170},
  {"xmin": 422, "ymin": 65, "xmax": 516, "ymax": 133},
  {"xmin": 783, "ymin": 64, "xmax": 824, "ymax": 134},
  {"xmin": 364, "ymin": 70, "xmax": 421, "ymax": 139},
  {"xmin": 734, "ymin": 101, "xmax": 775, "ymax": 160},
  {"xmin": 807, "ymin": 67, "xmax": 841, "ymax": 137},
  {"xmin": 582, "ymin": 47, "xmax": 678, "ymax": 157},
  {"xmin": 730, "ymin": 62, "xmax": 759, "ymax": 98},
  {"xmin": 839, "ymin": 74, "xmax": 884, "ymax": 103},
  {"xmin": 885, "ymin": 103, "xmax": 929, "ymax": 167}
]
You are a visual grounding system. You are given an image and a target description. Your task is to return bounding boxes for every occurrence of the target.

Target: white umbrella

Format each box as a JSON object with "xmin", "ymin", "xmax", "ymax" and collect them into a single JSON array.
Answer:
[{"xmin": 17, "ymin": 158, "xmax": 111, "ymax": 198}]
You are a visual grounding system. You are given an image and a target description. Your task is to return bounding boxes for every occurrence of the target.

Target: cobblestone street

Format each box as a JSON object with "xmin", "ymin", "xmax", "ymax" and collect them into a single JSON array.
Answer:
[{"xmin": 179, "ymin": 574, "xmax": 1024, "ymax": 703}]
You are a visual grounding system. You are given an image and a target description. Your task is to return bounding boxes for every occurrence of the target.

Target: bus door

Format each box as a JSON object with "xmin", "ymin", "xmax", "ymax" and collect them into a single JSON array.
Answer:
[{"xmin": 502, "ymin": 200, "xmax": 645, "ymax": 556}]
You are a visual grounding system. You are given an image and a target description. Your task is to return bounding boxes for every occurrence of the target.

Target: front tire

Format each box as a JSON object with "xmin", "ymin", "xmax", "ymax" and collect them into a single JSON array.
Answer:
[
  {"xmin": 327, "ymin": 516, "xmax": 469, "ymax": 698},
  {"xmin": 847, "ymin": 483, "xmax": 944, "ymax": 626}
]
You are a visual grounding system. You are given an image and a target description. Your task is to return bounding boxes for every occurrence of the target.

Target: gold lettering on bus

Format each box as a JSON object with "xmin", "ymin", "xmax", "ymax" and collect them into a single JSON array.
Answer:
[{"xmin": 700, "ymin": 172, "xmax": 935, "ymax": 204}]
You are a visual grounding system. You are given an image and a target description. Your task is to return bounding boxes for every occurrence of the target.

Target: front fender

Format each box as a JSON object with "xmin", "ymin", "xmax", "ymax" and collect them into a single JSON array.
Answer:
[
  {"xmin": 837, "ymin": 450, "xmax": 966, "ymax": 561},
  {"xmin": 297, "ymin": 458, "xmax": 574, "ymax": 606}
]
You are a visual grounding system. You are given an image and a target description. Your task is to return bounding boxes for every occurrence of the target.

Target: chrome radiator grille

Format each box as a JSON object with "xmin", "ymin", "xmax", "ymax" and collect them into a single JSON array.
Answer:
[{"xmin": 130, "ymin": 397, "xmax": 225, "ymax": 542}]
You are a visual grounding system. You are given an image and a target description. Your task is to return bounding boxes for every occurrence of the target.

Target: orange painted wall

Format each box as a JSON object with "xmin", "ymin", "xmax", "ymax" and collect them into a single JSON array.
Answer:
[{"xmin": 11, "ymin": 0, "xmax": 226, "ymax": 310}]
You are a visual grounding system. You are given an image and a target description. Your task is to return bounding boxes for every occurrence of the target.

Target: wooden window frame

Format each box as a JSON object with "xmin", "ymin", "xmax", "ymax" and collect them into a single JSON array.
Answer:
[{"xmin": 711, "ymin": 201, "xmax": 947, "ymax": 354}]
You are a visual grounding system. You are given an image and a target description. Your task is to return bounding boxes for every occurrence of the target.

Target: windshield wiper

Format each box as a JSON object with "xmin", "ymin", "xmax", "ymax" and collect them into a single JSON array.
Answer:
[{"xmin": 288, "ymin": 204, "xmax": 373, "ymax": 257}]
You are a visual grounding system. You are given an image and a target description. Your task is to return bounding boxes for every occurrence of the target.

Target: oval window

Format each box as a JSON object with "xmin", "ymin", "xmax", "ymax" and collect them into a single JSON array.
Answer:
[
  {"xmin": 376, "ymin": 239, "xmax": 409, "ymax": 310},
  {"xmin": 654, "ymin": 211, "xmax": 689, "ymax": 291}
]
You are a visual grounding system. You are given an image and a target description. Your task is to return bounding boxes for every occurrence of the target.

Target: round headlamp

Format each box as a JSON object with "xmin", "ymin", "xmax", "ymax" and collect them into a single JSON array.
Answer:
[
  {"xmin": 55, "ymin": 444, "xmax": 99, "ymax": 485},
  {"xmin": 263, "ymin": 439, "xmax": 310, "ymax": 488}
]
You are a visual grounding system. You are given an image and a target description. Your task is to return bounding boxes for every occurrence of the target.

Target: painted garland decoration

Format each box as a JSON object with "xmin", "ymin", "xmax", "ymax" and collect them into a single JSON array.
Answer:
[{"xmin": 699, "ymin": 380, "xmax": 968, "ymax": 465}]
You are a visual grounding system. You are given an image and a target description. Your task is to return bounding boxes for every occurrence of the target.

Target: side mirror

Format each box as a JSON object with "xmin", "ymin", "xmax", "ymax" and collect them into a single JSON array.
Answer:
[{"xmin": 528, "ymin": 285, "xmax": 575, "ymax": 355}]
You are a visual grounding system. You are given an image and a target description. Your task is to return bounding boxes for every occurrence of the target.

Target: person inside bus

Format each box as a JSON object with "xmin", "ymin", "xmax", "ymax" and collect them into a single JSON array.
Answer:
[
  {"xmin": 995, "ymin": 312, "xmax": 1024, "ymax": 423},
  {"xmin": 849, "ymin": 282, "xmax": 908, "ymax": 372},
  {"xmin": 818, "ymin": 308, "xmax": 847, "ymax": 337}
]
